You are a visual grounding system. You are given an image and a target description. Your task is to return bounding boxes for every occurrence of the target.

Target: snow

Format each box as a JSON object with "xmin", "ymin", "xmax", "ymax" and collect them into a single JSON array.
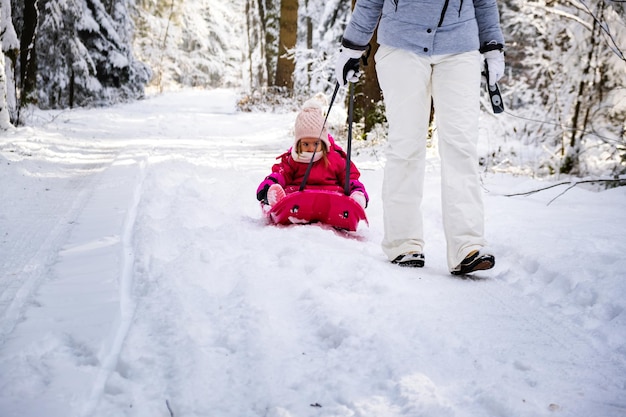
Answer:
[{"xmin": 1, "ymin": 88, "xmax": 625, "ymax": 417}]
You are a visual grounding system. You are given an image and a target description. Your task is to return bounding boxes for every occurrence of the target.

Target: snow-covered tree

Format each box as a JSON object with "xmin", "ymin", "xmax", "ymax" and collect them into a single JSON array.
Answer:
[
  {"xmin": 291, "ymin": 0, "xmax": 350, "ymax": 96},
  {"xmin": 1, "ymin": 0, "xmax": 18, "ymax": 127},
  {"xmin": 33, "ymin": 0, "xmax": 150, "ymax": 108},
  {"xmin": 238, "ymin": 0, "xmax": 351, "ymax": 112},
  {"xmin": 495, "ymin": 0, "xmax": 625, "ymax": 177},
  {"xmin": 7, "ymin": 0, "xmax": 149, "ymax": 116},
  {"xmin": 0, "ymin": 46, "xmax": 9, "ymax": 129},
  {"xmin": 243, "ymin": 0, "xmax": 267, "ymax": 89},
  {"xmin": 261, "ymin": 0, "xmax": 280, "ymax": 87},
  {"xmin": 132, "ymin": 0, "xmax": 244, "ymax": 91}
]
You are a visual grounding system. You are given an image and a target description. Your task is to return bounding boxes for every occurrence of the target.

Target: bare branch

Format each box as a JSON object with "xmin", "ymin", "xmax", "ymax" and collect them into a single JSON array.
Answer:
[
  {"xmin": 504, "ymin": 179, "xmax": 626, "ymax": 205},
  {"xmin": 578, "ymin": 0, "xmax": 626, "ymax": 61},
  {"xmin": 526, "ymin": 3, "xmax": 593, "ymax": 30},
  {"xmin": 504, "ymin": 181, "xmax": 572, "ymax": 197}
]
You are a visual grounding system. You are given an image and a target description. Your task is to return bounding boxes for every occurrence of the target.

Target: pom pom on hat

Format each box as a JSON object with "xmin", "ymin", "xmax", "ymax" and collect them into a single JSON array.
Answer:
[{"xmin": 294, "ymin": 98, "xmax": 330, "ymax": 150}]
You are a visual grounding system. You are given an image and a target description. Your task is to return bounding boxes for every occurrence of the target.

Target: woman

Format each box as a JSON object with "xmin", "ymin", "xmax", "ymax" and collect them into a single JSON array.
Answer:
[{"xmin": 335, "ymin": 0, "xmax": 504, "ymax": 274}]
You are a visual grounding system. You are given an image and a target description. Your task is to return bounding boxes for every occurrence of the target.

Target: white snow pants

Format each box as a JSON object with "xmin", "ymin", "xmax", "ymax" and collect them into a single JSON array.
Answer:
[{"xmin": 375, "ymin": 45, "xmax": 487, "ymax": 270}]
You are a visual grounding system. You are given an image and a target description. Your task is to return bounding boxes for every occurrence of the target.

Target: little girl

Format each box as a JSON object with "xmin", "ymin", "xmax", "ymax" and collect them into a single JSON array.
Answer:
[{"xmin": 256, "ymin": 100, "xmax": 368, "ymax": 209}]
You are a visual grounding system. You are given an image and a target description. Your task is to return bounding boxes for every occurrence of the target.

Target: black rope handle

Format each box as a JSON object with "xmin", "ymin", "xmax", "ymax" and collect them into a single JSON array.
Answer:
[
  {"xmin": 344, "ymin": 82, "xmax": 355, "ymax": 196},
  {"xmin": 299, "ymin": 82, "xmax": 340, "ymax": 192},
  {"xmin": 299, "ymin": 44, "xmax": 369, "ymax": 193}
]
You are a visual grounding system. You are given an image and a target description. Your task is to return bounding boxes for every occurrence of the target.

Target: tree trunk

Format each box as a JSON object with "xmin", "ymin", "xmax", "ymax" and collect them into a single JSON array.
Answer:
[
  {"xmin": 274, "ymin": 0, "xmax": 297, "ymax": 89},
  {"xmin": 561, "ymin": 1, "xmax": 604, "ymax": 174},
  {"xmin": 245, "ymin": 0, "xmax": 267, "ymax": 89},
  {"xmin": 262, "ymin": 0, "xmax": 278, "ymax": 86},
  {"xmin": 0, "ymin": 6, "xmax": 12, "ymax": 129},
  {"xmin": 354, "ymin": 33, "xmax": 383, "ymax": 135},
  {"xmin": 305, "ymin": 0, "xmax": 312, "ymax": 84},
  {"xmin": 350, "ymin": 0, "xmax": 383, "ymax": 136},
  {"xmin": 19, "ymin": 0, "xmax": 38, "ymax": 106},
  {"xmin": 0, "ymin": 49, "xmax": 10, "ymax": 130}
]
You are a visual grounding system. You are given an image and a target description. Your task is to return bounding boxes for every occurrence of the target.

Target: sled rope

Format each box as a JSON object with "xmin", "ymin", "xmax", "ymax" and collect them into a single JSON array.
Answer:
[
  {"xmin": 343, "ymin": 82, "xmax": 355, "ymax": 196},
  {"xmin": 299, "ymin": 47, "xmax": 370, "ymax": 193},
  {"xmin": 299, "ymin": 82, "xmax": 340, "ymax": 192}
]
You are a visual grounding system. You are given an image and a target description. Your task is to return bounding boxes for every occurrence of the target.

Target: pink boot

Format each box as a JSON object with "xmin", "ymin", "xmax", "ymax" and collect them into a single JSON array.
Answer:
[
  {"xmin": 267, "ymin": 183, "xmax": 286, "ymax": 206},
  {"xmin": 350, "ymin": 191, "xmax": 367, "ymax": 209}
]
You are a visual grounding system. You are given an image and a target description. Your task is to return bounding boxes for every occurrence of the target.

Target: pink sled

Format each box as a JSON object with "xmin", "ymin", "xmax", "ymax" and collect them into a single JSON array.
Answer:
[{"xmin": 264, "ymin": 189, "xmax": 368, "ymax": 232}]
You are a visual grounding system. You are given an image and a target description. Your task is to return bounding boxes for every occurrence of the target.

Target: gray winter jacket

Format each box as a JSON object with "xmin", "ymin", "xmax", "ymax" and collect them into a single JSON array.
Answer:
[{"xmin": 343, "ymin": 0, "xmax": 505, "ymax": 56}]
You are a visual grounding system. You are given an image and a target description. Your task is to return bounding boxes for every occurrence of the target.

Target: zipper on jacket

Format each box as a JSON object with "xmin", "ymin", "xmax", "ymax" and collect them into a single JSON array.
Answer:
[
  {"xmin": 438, "ymin": 0, "xmax": 450, "ymax": 26},
  {"xmin": 459, "ymin": 0, "xmax": 464, "ymax": 17},
  {"xmin": 392, "ymin": 0, "xmax": 398, "ymax": 12}
]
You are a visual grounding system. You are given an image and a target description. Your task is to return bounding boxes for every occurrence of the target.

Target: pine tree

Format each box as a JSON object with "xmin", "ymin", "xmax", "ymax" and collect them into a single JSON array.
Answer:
[{"xmin": 33, "ymin": 0, "xmax": 149, "ymax": 108}]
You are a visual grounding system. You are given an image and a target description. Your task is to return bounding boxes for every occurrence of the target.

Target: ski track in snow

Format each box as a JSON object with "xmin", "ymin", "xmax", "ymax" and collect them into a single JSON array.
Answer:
[
  {"xmin": 0, "ymin": 139, "xmax": 118, "ymax": 342},
  {"xmin": 80, "ymin": 157, "xmax": 147, "ymax": 417},
  {"xmin": 0, "ymin": 89, "xmax": 625, "ymax": 417}
]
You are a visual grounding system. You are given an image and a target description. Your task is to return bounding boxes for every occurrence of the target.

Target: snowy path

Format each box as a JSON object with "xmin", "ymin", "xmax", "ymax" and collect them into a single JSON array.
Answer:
[{"xmin": 0, "ymin": 90, "xmax": 625, "ymax": 417}]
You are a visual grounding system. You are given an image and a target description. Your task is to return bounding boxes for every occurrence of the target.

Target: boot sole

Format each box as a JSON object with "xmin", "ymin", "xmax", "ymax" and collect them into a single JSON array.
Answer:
[
  {"xmin": 393, "ymin": 259, "xmax": 425, "ymax": 268},
  {"xmin": 391, "ymin": 253, "xmax": 425, "ymax": 268},
  {"xmin": 451, "ymin": 254, "xmax": 495, "ymax": 275}
]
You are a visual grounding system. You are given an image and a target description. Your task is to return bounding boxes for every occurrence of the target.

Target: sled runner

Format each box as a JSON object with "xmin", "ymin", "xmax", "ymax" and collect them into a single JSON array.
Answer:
[{"xmin": 264, "ymin": 189, "xmax": 368, "ymax": 232}]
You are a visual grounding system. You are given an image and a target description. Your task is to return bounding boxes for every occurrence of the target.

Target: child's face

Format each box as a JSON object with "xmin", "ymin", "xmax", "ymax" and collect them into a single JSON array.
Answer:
[{"xmin": 298, "ymin": 138, "xmax": 322, "ymax": 153}]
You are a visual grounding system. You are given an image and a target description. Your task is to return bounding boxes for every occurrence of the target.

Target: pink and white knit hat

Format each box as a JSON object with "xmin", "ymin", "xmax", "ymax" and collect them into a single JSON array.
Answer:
[{"xmin": 293, "ymin": 99, "xmax": 330, "ymax": 150}]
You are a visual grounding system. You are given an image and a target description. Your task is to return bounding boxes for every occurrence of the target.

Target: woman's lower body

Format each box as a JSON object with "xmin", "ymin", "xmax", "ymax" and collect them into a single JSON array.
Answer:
[{"xmin": 375, "ymin": 45, "xmax": 488, "ymax": 271}]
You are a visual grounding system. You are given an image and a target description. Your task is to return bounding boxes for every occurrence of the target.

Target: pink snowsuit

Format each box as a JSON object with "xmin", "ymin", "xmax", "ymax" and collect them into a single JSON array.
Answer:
[{"xmin": 256, "ymin": 134, "xmax": 368, "ymax": 202}]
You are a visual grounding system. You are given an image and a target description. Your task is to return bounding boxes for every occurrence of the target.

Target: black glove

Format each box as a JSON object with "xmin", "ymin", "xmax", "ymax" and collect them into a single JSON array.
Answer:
[{"xmin": 256, "ymin": 176, "xmax": 278, "ymax": 203}]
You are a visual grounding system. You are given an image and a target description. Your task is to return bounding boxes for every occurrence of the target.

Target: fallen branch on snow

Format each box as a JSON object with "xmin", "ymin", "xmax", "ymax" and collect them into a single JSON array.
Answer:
[{"xmin": 504, "ymin": 178, "xmax": 626, "ymax": 205}]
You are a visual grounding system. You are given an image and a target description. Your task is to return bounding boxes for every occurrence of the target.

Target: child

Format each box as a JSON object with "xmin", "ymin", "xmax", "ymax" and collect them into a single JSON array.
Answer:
[{"xmin": 256, "ymin": 100, "xmax": 368, "ymax": 209}]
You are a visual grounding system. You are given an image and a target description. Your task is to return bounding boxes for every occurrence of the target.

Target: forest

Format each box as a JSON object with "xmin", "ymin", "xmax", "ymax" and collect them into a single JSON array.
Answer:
[{"xmin": 1, "ymin": 0, "xmax": 625, "ymax": 179}]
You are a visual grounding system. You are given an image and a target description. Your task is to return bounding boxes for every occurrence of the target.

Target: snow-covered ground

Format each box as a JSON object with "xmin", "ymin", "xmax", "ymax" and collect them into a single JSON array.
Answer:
[{"xmin": 0, "ymin": 89, "xmax": 624, "ymax": 417}]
